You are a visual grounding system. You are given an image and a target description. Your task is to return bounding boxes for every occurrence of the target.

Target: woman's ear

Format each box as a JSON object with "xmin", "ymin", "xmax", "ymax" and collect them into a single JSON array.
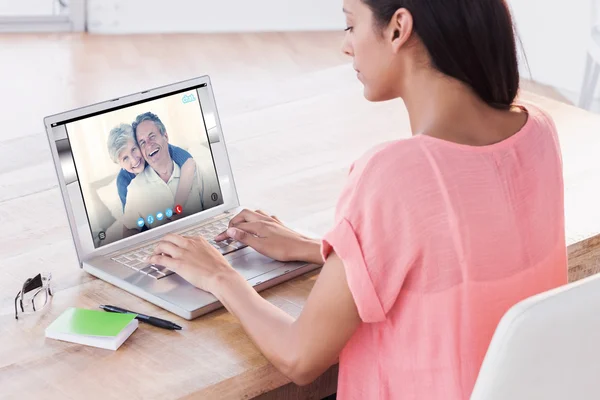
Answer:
[{"xmin": 390, "ymin": 8, "xmax": 413, "ymax": 52}]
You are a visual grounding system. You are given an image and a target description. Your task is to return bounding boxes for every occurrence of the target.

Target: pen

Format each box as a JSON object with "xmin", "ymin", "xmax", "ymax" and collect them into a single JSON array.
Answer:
[{"xmin": 100, "ymin": 305, "xmax": 182, "ymax": 330}]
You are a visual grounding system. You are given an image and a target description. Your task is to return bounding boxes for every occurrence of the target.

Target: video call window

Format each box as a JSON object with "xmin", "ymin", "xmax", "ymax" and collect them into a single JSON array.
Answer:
[{"xmin": 65, "ymin": 88, "xmax": 224, "ymax": 248}]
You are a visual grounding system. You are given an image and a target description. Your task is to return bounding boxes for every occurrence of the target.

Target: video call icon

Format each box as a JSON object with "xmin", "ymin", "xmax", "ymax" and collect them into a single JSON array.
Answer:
[
  {"xmin": 182, "ymin": 94, "xmax": 196, "ymax": 104},
  {"xmin": 175, "ymin": 205, "xmax": 183, "ymax": 215},
  {"xmin": 165, "ymin": 208, "xmax": 173, "ymax": 218},
  {"xmin": 147, "ymin": 215, "xmax": 155, "ymax": 225},
  {"xmin": 137, "ymin": 218, "xmax": 145, "ymax": 228},
  {"xmin": 98, "ymin": 231, "xmax": 106, "ymax": 241},
  {"xmin": 156, "ymin": 212, "xmax": 164, "ymax": 221}
]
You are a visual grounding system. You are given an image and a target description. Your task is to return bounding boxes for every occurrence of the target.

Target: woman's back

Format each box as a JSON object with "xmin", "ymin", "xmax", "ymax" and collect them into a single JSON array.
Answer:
[{"xmin": 321, "ymin": 104, "xmax": 568, "ymax": 399}]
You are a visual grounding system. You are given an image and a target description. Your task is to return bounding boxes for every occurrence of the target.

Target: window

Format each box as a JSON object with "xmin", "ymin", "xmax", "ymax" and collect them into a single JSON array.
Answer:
[{"xmin": 0, "ymin": 0, "xmax": 85, "ymax": 32}]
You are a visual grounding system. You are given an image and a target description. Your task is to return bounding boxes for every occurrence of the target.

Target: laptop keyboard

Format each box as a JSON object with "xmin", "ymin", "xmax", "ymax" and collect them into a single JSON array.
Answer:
[{"xmin": 111, "ymin": 214, "xmax": 248, "ymax": 280}]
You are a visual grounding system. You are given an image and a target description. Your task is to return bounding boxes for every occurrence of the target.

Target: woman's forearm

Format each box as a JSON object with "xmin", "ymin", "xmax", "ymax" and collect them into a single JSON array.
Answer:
[
  {"xmin": 294, "ymin": 238, "xmax": 324, "ymax": 265},
  {"xmin": 211, "ymin": 272, "xmax": 302, "ymax": 380}
]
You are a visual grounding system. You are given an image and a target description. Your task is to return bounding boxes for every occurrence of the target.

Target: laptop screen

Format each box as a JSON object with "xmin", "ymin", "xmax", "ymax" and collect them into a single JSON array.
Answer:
[{"xmin": 62, "ymin": 86, "xmax": 224, "ymax": 249}]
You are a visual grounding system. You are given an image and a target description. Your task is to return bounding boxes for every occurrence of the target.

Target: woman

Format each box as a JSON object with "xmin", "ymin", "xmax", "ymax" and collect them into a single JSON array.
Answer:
[{"xmin": 149, "ymin": 0, "xmax": 568, "ymax": 398}]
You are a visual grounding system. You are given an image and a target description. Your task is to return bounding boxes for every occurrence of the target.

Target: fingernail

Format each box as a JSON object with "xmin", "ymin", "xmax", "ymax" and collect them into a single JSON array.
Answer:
[{"xmin": 227, "ymin": 228, "xmax": 237, "ymax": 238}]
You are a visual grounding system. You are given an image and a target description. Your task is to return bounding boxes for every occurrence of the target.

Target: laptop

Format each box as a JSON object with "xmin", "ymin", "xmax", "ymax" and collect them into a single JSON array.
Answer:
[{"xmin": 44, "ymin": 76, "xmax": 320, "ymax": 320}]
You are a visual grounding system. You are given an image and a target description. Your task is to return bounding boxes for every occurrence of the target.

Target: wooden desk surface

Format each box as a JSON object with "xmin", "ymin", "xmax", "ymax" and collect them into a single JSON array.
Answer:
[{"xmin": 2, "ymin": 36, "xmax": 600, "ymax": 399}]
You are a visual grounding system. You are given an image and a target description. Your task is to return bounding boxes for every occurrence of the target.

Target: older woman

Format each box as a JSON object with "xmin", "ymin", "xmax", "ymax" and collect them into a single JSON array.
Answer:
[{"xmin": 106, "ymin": 123, "xmax": 196, "ymax": 214}]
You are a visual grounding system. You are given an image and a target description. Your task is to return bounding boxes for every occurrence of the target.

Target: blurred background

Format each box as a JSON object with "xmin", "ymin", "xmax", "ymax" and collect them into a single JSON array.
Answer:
[{"xmin": 1, "ymin": 0, "xmax": 598, "ymax": 119}]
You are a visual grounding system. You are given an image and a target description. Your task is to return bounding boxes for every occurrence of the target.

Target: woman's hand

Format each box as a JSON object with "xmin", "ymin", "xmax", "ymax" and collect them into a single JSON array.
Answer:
[
  {"xmin": 215, "ymin": 209, "xmax": 324, "ymax": 265},
  {"xmin": 148, "ymin": 234, "xmax": 239, "ymax": 293}
]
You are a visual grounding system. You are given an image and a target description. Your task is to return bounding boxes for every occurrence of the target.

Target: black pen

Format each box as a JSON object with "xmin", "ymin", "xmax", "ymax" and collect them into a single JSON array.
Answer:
[{"xmin": 100, "ymin": 305, "xmax": 182, "ymax": 330}]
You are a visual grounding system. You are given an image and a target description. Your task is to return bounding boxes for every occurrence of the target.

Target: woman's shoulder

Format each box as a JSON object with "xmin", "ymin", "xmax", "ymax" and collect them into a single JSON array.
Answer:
[
  {"xmin": 518, "ymin": 102, "xmax": 558, "ymax": 134},
  {"xmin": 349, "ymin": 137, "xmax": 428, "ymax": 184}
]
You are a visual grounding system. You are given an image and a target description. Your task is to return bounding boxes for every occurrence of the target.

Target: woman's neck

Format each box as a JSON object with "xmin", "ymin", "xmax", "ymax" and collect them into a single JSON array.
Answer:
[{"xmin": 400, "ymin": 69, "xmax": 525, "ymax": 146}]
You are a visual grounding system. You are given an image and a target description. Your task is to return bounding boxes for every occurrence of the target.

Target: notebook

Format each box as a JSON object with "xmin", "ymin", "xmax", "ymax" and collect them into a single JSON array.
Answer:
[{"xmin": 45, "ymin": 307, "xmax": 138, "ymax": 350}]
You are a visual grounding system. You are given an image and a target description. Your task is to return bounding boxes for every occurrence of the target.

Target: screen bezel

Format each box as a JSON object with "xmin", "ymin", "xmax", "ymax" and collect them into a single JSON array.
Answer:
[{"xmin": 44, "ymin": 76, "xmax": 240, "ymax": 264}]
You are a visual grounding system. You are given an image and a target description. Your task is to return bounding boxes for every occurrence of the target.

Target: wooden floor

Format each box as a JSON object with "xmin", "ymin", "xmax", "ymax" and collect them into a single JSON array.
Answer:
[{"xmin": 0, "ymin": 31, "xmax": 576, "ymax": 308}]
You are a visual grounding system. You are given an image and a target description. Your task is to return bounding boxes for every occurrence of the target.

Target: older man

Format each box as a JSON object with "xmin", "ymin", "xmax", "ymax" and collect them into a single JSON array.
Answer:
[{"xmin": 122, "ymin": 112, "xmax": 222, "ymax": 231}]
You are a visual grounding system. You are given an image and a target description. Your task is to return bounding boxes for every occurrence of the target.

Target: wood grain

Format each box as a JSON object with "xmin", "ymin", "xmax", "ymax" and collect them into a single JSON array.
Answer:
[{"xmin": 1, "ymin": 33, "xmax": 599, "ymax": 400}]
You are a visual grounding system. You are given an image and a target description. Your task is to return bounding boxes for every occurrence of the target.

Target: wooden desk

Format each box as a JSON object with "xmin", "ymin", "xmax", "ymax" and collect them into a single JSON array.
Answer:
[{"xmin": 2, "ymin": 59, "xmax": 600, "ymax": 399}]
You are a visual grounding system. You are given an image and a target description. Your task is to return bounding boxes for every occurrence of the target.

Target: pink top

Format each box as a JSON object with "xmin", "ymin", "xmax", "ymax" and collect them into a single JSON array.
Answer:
[{"xmin": 321, "ymin": 104, "xmax": 568, "ymax": 399}]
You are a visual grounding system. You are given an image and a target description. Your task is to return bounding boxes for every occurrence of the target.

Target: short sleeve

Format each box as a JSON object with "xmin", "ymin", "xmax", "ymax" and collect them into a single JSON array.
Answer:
[
  {"xmin": 321, "ymin": 145, "xmax": 416, "ymax": 323},
  {"xmin": 322, "ymin": 217, "xmax": 387, "ymax": 322},
  {"xmin": 169, "ymin": 144, "xmax": 193, "ymax": 167}
]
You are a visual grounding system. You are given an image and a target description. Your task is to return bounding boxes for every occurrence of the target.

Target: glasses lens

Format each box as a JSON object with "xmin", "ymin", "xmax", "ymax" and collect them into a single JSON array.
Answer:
[
  {"xmin": 21, "ymin": 289, "xmax": 48, "ymax": 313},
  {"xmin": 33, "ymin": 289, "xmax": 48, "ymax": 311}
]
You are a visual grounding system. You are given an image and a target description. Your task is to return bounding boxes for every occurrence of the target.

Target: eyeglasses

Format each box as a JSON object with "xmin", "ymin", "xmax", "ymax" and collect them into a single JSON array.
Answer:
[{"xmin": 14, "ymin": 272, "xmax": 53, "ymax": 320}]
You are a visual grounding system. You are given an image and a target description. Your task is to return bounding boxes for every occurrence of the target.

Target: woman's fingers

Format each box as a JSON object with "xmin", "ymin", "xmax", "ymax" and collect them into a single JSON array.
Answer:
[
  {"xmin": 226, "ymin": 227, "xmax": 261, "ymax": 248},
  {"xmin": 215, "ymin": 221, "xmax": 266, "ymax": 242},
  {"xmin": 228, "ymin": 209, "xmax": 266, "ymax": 228},
  {"xmin": 254, "ymin": 209, "xmax": 283, "ymax": 225},
  {"xmin": 216, "ymin": 209, "xmax": 282, "ymax": 241},
  {"xmin": 225, "ymin": 221, "xmax": 268, "ymax": 245},
  {"xmin": 158, "ymin": 234, "xmax": 189, "ymax": 248},
  {"xmin": 215, "ymin": 209, "xmax": 267, "ymax": 241},
  {"xmin": 150, "ymin": 241, "xmax": 184, "ymax": 259},
  {"xmin": 255, "ymin": 209, "xmax": 282, "ymax": 223},
  {"xmin": 234, "ymin": 221, "xmax": 266, "ymax": 237},
  {"xmin": 148, "ymin": 253, "xmax": 180, "ymax": 270},
  {"xmin": 214, "ymin": 231, "xmax": 229, "ymax": 242}
]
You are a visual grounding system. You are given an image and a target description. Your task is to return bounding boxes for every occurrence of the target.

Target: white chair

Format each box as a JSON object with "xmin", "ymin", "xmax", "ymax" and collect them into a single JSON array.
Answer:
[
  {"xmin": 471, "ymin": 272, "xmax": 600, "ymax": 400},
  {"xmin": 579, "ymin": 0, "xmax": 600, "ymax": 110}
]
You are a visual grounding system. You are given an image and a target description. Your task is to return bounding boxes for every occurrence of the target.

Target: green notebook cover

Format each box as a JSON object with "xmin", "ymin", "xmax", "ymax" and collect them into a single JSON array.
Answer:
[{"xmin": 46, "ymin": 307, "xmax": 137, "ymax": 337}]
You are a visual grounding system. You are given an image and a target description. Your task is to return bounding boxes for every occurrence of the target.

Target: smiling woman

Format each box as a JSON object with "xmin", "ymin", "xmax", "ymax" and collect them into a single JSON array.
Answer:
[{"xmin": 107, "ymin": 124, "xmax": 144, "ymax": 175}]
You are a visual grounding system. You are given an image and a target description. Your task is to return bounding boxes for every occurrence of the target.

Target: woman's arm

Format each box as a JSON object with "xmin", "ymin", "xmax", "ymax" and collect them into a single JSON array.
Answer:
[
  {"xmin": 173, "ymin": 158, "xmax": 196, "ymax": 210},
  {"xmin": 213, "ymin": 252, "xmax": 360, "ymax": 385},
  {"xmin": 116, "ymin": 169, "xmax": 133, "ymax": 211},
  {"xmin": 150, "ymin": 233, "xmax": 361, "ymax": 386}
]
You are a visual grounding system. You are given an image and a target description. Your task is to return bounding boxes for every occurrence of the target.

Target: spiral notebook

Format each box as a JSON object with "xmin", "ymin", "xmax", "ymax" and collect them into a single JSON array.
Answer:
[{"xmin": 45, "ymin": 307, "xmax": 138, "ymax": 350}]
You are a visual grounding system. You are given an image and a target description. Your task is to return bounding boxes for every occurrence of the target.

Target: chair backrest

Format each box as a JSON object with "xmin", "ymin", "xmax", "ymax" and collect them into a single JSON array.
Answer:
[{"xmin": 471, "ymin": 272, "xmax": 600, "ymax": 400}]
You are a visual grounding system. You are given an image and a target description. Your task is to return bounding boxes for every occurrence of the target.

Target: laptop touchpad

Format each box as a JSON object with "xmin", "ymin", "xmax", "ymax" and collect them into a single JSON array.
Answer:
[{"xmin": 229, "ymin": 251, "xmax": 284, "ymax": 280}]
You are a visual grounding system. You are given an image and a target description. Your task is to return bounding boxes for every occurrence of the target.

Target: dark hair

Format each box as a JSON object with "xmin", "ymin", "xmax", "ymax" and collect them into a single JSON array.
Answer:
[
  {"xmin": 363, "ymin": 0, "xmax": 519, "ymax": 109},
  {"xmin": 132, "ymin": 112, "xmax": 167, "ymax": 140}
]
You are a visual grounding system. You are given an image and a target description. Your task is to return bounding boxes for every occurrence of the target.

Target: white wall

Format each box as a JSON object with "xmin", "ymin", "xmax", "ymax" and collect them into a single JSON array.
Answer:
[
  {"xmin": 0, "ymin": 0, "xmax": 55, "ymax": 16},
  {"xmin": 509, "ymin": 0, "xmax": 593, "ymax": 96},
  {"xmin": 87, "ymin": 0, "xmax": 345, "ymax": 33},
  {"xmin": 88, "ymin": 0, "xmax": 595, "ymax": 100}
]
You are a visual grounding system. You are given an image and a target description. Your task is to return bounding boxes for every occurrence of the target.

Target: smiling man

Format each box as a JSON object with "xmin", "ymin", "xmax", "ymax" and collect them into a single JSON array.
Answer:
[{"xmin": 122, "ymin": 112, "xmax": 221, "ymax": 232}]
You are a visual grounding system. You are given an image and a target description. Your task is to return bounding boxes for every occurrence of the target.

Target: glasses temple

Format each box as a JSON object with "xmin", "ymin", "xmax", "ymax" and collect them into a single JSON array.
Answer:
[{"xmin": 14, "ymin": 290, "xmax": 21, "ymax": 320}]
